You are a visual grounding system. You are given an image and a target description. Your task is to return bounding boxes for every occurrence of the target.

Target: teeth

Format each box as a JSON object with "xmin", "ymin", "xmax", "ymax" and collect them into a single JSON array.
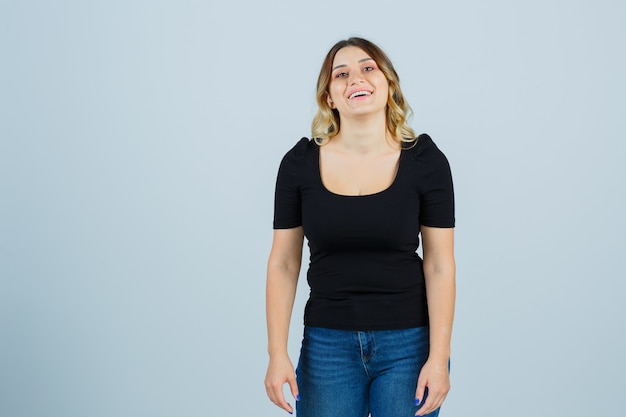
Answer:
[{"xmin": 349, "ymin": 90, "xmax": 372, "ymax": 99}]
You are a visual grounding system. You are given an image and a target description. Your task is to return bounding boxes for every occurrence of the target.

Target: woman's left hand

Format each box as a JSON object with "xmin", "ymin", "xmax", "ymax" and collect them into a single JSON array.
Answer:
[{"xmin": 414, "ymin": 357, "xmax": 450, "ymax": 416}]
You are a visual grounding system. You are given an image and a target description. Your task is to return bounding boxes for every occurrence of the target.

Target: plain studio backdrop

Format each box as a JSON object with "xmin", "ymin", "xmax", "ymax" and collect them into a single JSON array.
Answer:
[{"xmin": 1, "ymin": 1, "xmax": 624, "ymax": 416}]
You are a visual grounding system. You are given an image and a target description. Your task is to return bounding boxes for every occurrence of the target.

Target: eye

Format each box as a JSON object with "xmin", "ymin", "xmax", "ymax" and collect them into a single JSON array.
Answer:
[
  {"xmin": 335, "ymin": 71, "xmax": 348, "ymax": 78},
  {"xmin": 363, "ymin": 66, "xmax": 375, "ymax": 72}
]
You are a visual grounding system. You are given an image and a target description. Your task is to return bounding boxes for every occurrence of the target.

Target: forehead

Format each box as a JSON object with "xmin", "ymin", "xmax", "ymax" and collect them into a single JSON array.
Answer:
[{"xmin": 332, "ymin": 46, "xmax": 373, "ymax": 66}]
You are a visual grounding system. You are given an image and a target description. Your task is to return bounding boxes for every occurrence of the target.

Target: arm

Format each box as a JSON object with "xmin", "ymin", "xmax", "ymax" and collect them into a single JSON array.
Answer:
[
  {"xmin": 415, "ymin": 226, "xmax": 456, "ymax": 416},
  {"xmin": 264, "ymin": 227, "xmax": 305, "ymax": 414}
]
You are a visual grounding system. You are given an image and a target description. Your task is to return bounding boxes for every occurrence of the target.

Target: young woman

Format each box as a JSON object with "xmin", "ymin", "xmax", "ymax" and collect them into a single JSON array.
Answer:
[{"xmin": 264, "ymin": 37, "xmax": 456, "ymax": 417}]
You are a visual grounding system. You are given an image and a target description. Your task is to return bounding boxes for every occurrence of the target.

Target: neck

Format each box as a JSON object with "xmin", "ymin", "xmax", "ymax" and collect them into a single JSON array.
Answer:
[{"xmin": 334, "ymin": 113, "xmax": 396, "ymax": 154}]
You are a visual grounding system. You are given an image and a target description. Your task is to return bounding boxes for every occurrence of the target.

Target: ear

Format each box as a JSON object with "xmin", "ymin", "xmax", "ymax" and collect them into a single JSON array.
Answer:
[{"xmin": 326, "ymin": 92, "xmax": 335, "ymax": 109}]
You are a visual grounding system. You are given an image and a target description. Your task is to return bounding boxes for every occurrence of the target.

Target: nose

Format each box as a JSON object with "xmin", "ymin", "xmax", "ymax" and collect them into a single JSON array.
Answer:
[{"xmin": 348, "ymin": 71, "xmax": 364, "ymax": 84}]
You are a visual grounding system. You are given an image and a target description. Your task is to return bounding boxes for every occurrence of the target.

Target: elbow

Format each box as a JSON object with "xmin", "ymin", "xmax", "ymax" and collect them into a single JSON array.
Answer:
[
  {"xmin": 267, "ymin": 254, "xmax": 302, "ymax": 279},
  {"xmin": 423, "ymin": 258, "xmax": 456, "ymax": 279}
]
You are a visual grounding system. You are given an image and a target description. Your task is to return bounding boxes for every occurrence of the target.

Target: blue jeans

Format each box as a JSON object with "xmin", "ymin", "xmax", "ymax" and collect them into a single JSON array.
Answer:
[{"xmin": 295, "ymin": 326, "xmax": 440, "ymax": 417}]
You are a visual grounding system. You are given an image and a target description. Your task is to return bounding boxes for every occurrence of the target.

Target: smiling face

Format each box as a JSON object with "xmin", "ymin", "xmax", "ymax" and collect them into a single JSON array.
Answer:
[
  {"xmin": 326, "ymin": 46, "xmax": 389, "ymax": 119},
  {"xmin": 312, "ymin": 38, "xmax": 414, "ymax": 143}
]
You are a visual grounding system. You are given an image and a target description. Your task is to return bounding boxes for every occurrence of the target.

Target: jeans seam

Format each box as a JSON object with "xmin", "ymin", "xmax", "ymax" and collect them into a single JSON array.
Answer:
[{"xmin": 358, "ymin": 331, "xmax": 374, "ymax": 380}]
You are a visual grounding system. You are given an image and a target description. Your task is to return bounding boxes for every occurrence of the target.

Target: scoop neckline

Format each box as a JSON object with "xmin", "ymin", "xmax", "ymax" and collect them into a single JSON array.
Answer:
[{"xmin": 314, "ymin": 144, "xmax": 404, "ymax": 198}]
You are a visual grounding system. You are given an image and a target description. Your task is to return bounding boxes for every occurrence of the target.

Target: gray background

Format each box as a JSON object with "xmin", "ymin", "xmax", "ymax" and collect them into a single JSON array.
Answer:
[{"xmin": 1, "ymin": 1, "xmax": 624, "ymax": 416}]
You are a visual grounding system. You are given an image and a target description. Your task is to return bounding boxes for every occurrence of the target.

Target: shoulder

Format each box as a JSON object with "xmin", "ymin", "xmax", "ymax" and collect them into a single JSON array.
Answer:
[
  {"xmin": 403, "ymin": 133, "xmax": 453, "ymax": 183},
  {"xmin": 404, "ymin": 133, "xmax": 450, "ymax": 165},
  {"xmin": 277, "ymin": 137, "xmax": 316, "ymax": 177},
  {"xmin": 280, "ymin": 137, "xmax": 316, "ymax": 163}
]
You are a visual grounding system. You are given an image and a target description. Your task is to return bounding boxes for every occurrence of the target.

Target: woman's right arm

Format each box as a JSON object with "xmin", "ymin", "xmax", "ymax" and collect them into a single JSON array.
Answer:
[{"xmin": 264, "ymin": 226, "xmax": 304, "ymax": 414}]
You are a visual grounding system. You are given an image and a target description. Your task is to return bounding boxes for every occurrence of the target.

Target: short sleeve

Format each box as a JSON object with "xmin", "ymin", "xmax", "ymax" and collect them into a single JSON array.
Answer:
[
  {"xmin": 414, "ymin": 134, "xmax": 455, "ymax": 228},
  {"xmin": 273, "ymin": 138, "xmax": 309, "ymax": 229}
]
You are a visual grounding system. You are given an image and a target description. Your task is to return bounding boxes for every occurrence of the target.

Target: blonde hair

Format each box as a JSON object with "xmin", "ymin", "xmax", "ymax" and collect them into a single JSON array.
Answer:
[{"xmin": 311, "ymin": 37, "xmax": 416, "ymax": 146}]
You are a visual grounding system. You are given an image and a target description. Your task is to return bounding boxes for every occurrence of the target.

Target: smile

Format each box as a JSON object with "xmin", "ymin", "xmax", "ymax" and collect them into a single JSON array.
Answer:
[{"xmin": 348, "ymin": 90, "xmax": 372, "ymax": 99}]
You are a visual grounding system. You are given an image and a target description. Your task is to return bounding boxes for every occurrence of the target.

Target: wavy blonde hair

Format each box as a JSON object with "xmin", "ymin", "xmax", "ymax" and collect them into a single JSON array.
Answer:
[{"xmin": 311, "ymin": 37, "xmax": 416, "ymax": 146}]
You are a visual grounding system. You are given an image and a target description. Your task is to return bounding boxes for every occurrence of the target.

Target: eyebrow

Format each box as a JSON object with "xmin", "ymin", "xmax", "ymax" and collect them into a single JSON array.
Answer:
[{"xmin": 332, "ymin": 57, "xmax": 374, "ymax": 72}]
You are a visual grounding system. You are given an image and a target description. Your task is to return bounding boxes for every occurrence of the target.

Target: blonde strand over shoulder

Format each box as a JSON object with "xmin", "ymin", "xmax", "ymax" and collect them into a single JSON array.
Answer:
[{"xmin": 311, "ymin": 106, "xmax": 338, "ymax": 145}]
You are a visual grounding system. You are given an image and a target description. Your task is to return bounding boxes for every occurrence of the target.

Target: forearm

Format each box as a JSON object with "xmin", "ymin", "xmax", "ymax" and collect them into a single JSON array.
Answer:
[
  {"xmin": 424, "ymin": 263, "xmax": 456, "ymax": 362},
  {"xmin": 266, "ymin": 264, "xmax": 300, "ymax": 357},
  {"xmin": 264, "ymin": 228, "xmax": 303, "ymax": 413}
]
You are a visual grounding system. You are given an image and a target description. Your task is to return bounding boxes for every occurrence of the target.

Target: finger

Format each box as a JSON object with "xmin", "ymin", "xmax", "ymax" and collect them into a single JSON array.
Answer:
[
  {"xmin": 267, "ymin": 382, "xmax": 294, "ymax": 414},
  {"xmin": 287, "ymin": 374, "xmax": 300, "ymax": 403},
  {"xmin": 416, "ymin": 391, "xmax": 446, "ymax": 416},
  {"xmin": 414, "ymin": 379, "xmax": 426, "ymax": 407},
  {"xmin": 275, "ymin": 394, "xmax": 293, "ymax": 414},
  {"xmin": 415, "ymin": 385, "xmax": 433, "ymax": 416},
  {"xmin": 416, "ymin": 395, "xmax": 437, "ymax": 416},
  {"xmin": 415, "ymin": 394, "xmax": 434, "ymax": 416},
  {"xmin": 275, "ymin": 392, "xmax": 294, "ymax": 414},
  {"xmin": 415, "ymin": 396, "xmax": 438, "ymax": 416}
]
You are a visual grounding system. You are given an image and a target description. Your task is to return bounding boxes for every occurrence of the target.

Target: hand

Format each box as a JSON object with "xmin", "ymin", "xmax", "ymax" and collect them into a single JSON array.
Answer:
[
  {"xmin": 264, "ymin": 354, "xmax": 300, "ymax": 414},
  {"xmin": 414, "ymin": 358, "xmax": 450, "ymax": 416}
]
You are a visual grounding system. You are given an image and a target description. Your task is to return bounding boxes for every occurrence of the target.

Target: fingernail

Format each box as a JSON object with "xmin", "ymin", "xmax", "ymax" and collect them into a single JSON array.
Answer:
[
  {"xmin": 296, "ymin": 394, "xmax": 301, "ymax": 401},
  {"xmin": 414, "ymin": 398, "xmax": 420, "ymax": 406}
]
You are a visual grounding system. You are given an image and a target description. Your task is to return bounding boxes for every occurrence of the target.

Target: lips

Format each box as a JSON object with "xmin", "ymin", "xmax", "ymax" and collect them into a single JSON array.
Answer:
[{"xmin": 347, "ymin": 89, "xmax": 373, "ymax": 99}]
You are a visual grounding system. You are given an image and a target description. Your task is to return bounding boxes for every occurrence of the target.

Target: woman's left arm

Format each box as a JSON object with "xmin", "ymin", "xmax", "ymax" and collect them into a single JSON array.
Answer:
[{"xmin": 414, "ymin": 226, "xmax": 456, "ymax": 416}]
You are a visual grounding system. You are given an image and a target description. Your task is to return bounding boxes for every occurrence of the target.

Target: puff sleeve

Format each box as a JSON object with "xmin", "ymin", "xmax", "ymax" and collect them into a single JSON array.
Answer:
[
  {"xmin": 272, "ymin": 138, "xmax": 309, "ymax": 229},
  {"xmin": 412, "ymin": 134, "xmax": 455, "ymax": 228}
]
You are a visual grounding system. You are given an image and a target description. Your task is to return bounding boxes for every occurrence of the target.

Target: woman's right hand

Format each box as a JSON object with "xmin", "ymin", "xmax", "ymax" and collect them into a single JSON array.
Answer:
[{"xmin": 264, "ymin": 354, "xmax": 300, "ymax": 414}]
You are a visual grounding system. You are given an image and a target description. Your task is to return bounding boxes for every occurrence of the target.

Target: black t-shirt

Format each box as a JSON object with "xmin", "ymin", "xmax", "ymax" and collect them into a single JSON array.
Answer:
[{"xmin": 273, "ymin": 134, "xmax": 455, "ymax": 330}]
